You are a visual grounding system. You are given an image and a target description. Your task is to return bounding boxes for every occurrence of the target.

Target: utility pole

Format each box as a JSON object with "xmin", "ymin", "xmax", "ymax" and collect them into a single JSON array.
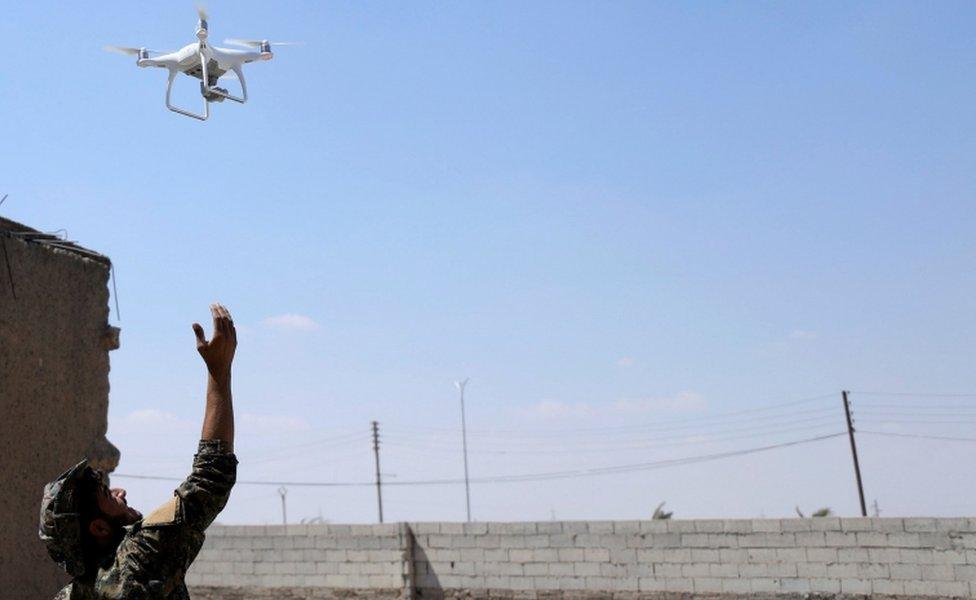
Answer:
[
  {"xmin": 372, "ymin": 420, "xmax": 384, "ymax": 523},
  {"xmin": 872, "ymin": 499, "xmax": 881, "ymax": 517},
  {"xmin": 455, "ymin": 378, "xmax": 472, "ymax": 522},
  {"xmin": 278, "ymin": 487, "xmax": 288, "ymax": 525},
  {"xmin": 842, "ymin": 390, "xmax": 867, "ymax": 517}
]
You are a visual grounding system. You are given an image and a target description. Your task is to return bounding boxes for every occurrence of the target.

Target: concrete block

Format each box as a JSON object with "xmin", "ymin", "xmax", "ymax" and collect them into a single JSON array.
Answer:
[
  {"xmin": 722, "ymin": 519, "xmax": 753, "ymax": 533},
  {"xmin": 663, "ymin": 577, "xmax": 694, "ymax": 592},
  {"xmin": 475, "ymin": 534, "xmax": 502, "ymax": 549},
  {"xmin": 613, "ymin": 521, "xmax": 641, "ymax": 534},
  {"xmin": 707, "ymin": 533, "xmax": 739, "ymax": 548},
  {"xmin": 807, "ymin": 517, "xmax": 841, "ymax": 531},
  {"xmin": 855, "ymin": 531, "xmax": 887, "ymax": 547},
  {"xmin": 483, "ymin": 575, "xmax": 512, "ymax": 589},
  {"xmin": 779, "ymin": 578, "xmax": 811, "ymax": 593},
  {"xmin": 775, "ymin": 548, "xmax": 807, "ymax": 563},
  {"xmin": 749, "ymin": 578, "xmax": 779, "ymax": 593},
  {"xmin": 692, "ymin": 577, "xmax": 725, "ymax": 593},
  {"xmin": 808, "ymin": 578, "xmax": 841, "ymax": 593},
  {"xmin": 867, "ymin": 547, "xmax": 901, "ymax": 563},
  {"xmin": 549, "ymin": 562, "xmax": 574, "ymax": 577},
  {"xmin": 489, "ymin": 522, "xmax": 538, "ymax": 535},
  {"xmin": 679, "ymin": 563, "xmax": 710, "ymax": 578},
  {"xmin": 609, "ymin": 548, "xmax": 636, "ymax": 564},
  {"xmin": 499, "ymin": 535, "xmax": 528, "ymax": 549},
  {"xmin": 460, "ymin": 548, "xmax": 486, "ymax": 562},
  {"xmin": 797, "ymin": 563, "xmax": 827, "ymax": 578},
  {"xmin": 588, "ymin": 521, "xmax": 614, "ymax": 533},
  {"xmin": 665, "ymin": 520, "xmax": 696, "ymax": 533},
  {"xmin": 825, "ymin": 563, "xmax": 858, "ymax": 579},
  {"xmin": 824, "ymin": 531, "xmax": 857, "ymax": 547},
  {"xmin": 647, "ymin": 533, "xmax": 681, "ymax": 548},
  {"xmin": 462, "ymin": 522, "xmax": 488, "ymax": 535},
  {"xmin": 660, "ymin": 548, "xmax": 692, "ymax": 563},
  {"xmin": 840, "ymin": 518, "xmax": 874, "ymax": 532},
  {"xmin": 523, "ymin": 563, "xmax": 548, "ymax": 576},
  {"xmin": 744, "ymin": 548, "xmax": 778, "ymax": 562},
  {"xmin": 751, "ymin": 519, "xmax": 781, "ymax": 533},
  {"xmin": 562, "ymin": 521, "xmax": 589, "ymax": 534},
  {"xmin": 887, "ymin": 532, "xmax": 921, "ymax": 547},
  {"xmin": 689, "ymin": 548, "xmax": 719, "ymax": 563},
  {"xmin": 905, "ymin": 517, "xmax": 939, "ymax": 532},
  {"xmin": 794, "ymin": 531, "xmax": 826, "ymax": 546},
  {"xmin": 840, "ymin": 578, "xmax": 872, "ymax": 594},
  {"xmin": 548, "ymin": 534, "xmax": 577, "ymax": 548},
  {"xmin": 922, "ymin": 564, "xmax": 955, "ymax": 581},
  {"xmin": 890, "ymin": 563, "xmax": 921, "ymax": 580},
  {"xmin": 935, "ymin": 517, "xmax": 970, "ymax": 532},
  {"xmin": 935, "ymin": 549, "xmax": 969, "ymax": 564},
  {"xmin": 534, "ymin": 548, "xmax": 560, "ymax": 562},
  {"xmin": 955, "ymin": 565, "xmax": 976, "ymax": 580},
  {"xmin": 837, "ymin": 547, "xmax": 870, "ymax": 562},
  {"xmin": 556, "ymin": 576, "xmax": 586, "ymax": 590},
  {"xmin": 856, "ymin": 562, "xmax": 889, "ymax": 579},
  {"xmin": 525, "ymin": 535, "xmax": 551, "ymax": 548},
  {"xmin": 652, "ymin": 563, "xmax": 682, "ymax": 578},
  {"xmin": 919, "ymin": 532, "xmax": 955, "ymax": 549},
  {"xmin": 509, "ymin": 549, "xmax": 534, "ymax": 563},
  {"xmin": 718, "ymin": 548, "xmax": 748, "ymax": 563},
  {"xmin": 692, "ymin": 520, "xmax": 724, "ymax": 533},
  {"xmin": 573, "ymin": 562, "xmax": 601, "ymax": 577},
  {"xmin": 558, "ymin": 548, "xmax": 585, "ymax": 562},
  {"xmin": 708, "ymin": 562, "xmax": 738, "ymax": 578},
  {"xmin": 900, "ymin": 548, "xmax": 935, "ymax": 564},
  {"xmin": 932, "ymin": 581, "xmax": 969, "ymax": 597},
  {"xmin": 679, "ymin": 533, "xmax": 710, "ymax": 547},
  {"xmin": 721, "ymin": 578, "xmax": 751, "ymax": 594},
  {"xmin": 780, "ymin": 519, "xmax": 813, "ymax": 532},
  {"xmin": 638, "ymin": 521, "xmax": 669, "ymax": 533},
  {"xmin": 584, "ymin": 548, "xmax": 610, "ymax": 562},
  {"xmin": 874, "ymin": 517, "xmax": 906, "ymax": 532},
  {"xmin": 872, "ymin": 579, "xmax": 905, "ymax": 595}
]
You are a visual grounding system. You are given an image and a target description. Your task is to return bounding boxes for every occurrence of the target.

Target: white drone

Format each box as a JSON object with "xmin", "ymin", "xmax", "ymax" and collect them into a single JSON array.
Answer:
[{"xmin": 105, "ymin": 7, "xmax": 300, "ymax": 121}]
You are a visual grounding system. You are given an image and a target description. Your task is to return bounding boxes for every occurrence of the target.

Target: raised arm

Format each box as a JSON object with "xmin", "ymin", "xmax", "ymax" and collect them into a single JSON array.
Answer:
[{"xmin": 192, "ymin": 303, "xmax": 237, "ymax": 452}]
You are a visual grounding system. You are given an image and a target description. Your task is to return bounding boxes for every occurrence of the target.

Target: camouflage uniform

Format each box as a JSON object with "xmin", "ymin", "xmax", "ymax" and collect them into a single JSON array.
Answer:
[{"xmin": 41, "ymin": 440, "xmax": 237, "ymax": 599}]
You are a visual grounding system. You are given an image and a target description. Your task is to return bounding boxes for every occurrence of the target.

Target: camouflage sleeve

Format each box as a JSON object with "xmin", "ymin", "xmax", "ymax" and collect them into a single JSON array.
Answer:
[{"xmin": 176, "ymin": 439, "xmax": 237, "ymax": 531}]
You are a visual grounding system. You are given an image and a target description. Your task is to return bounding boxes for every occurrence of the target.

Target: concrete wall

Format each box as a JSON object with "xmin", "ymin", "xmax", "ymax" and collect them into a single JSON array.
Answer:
[
  {"xmin": 0, "ymin": 217, "xmax": 119, "ymax": 599},
  {"xmin": 187, "ymin": 518, "xmax": 976, "ymax": 599}
]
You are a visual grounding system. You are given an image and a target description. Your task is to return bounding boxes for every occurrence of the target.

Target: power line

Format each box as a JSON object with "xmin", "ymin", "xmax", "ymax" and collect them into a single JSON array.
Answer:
[
  {"xmin": 113, "ymin": 432, "xmax": 846, "ymax": 487},
  {"xmin": 859, "ymin": 430, "xmax": 976, "ymax": 443},
  {"xmin": 850, "ymin": 391, "xmax": 976, "ymax": 398}
]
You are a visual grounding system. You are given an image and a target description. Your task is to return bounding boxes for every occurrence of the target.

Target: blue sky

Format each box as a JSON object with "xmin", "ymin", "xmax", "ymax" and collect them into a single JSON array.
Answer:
[{"xmin": 2, "ymin": 2, "xmax": 975, "ymax": 523}]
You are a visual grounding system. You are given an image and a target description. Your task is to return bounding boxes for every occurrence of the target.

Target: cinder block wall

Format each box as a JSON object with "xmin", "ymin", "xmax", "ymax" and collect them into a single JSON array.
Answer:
[
  {"xmin": 187, "ymin": 518, "xmax": 976, "ymax": 599},
  {"xmin": 188, "ymin": 524, "xmax": 412, "ymax": 596},
  {"xmin": 0, "ymin": 218, "xmax": 119, "ymax": 600}
]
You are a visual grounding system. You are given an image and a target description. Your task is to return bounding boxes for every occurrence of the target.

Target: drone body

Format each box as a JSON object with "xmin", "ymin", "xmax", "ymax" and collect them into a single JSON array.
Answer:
[{"xmin": 106, "ymin": 8, "xmax": 299, "ymax": 121}]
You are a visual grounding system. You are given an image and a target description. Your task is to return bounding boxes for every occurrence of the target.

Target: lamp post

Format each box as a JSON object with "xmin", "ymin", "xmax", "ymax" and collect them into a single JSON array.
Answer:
[{"xmin": 455, "ymin": 378, "xmax": 472, "ymax": 522}]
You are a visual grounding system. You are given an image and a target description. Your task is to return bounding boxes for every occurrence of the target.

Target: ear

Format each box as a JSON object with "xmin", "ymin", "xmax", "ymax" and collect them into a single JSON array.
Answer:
[{"xmin": 88, "ymin": 517, "xmax": 113, "ymax": 541}]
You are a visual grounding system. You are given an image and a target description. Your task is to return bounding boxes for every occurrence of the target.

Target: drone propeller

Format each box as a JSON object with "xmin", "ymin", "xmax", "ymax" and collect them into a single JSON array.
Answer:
[
  {"xmin": 103, "ymin": 46, "xmax": 168, "ymax": 56},
  {"xmin": 224, "ymin": 39, "xmax": 305, "ymax": 48}
]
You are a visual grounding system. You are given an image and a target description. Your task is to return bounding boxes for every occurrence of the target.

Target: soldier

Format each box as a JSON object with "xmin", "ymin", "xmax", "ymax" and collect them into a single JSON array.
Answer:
[{"xmin": 40, "ymin": 304, "xmax": 238, "ymax": 599}]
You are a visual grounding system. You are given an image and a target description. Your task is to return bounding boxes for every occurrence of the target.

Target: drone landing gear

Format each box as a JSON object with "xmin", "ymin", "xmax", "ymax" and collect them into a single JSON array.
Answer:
[{"xmin": 165, "ymin": 57, "xmax": 247, "ymax": 121}]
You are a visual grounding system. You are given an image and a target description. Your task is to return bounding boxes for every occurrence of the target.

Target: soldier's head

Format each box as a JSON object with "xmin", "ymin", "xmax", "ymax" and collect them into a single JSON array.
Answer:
[
  {"xmin": 40, "ymin": 461, "xmax": 143, "ymax": 576},
  {"xmin": 79, "ymin": 468, "xmax": 143, "ymax": 543}
]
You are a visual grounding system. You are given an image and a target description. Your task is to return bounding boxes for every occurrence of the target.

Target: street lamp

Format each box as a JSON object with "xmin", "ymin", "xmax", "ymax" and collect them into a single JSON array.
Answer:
[{"xmin": 455, "ymin": 378, "xmax": 472, "ymax": 521}]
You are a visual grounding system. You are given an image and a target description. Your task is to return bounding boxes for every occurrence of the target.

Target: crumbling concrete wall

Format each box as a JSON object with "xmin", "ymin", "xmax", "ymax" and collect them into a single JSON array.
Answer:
[{"xmin": 0, "ymin": 217, "xmax": 119, "ymax": 599}]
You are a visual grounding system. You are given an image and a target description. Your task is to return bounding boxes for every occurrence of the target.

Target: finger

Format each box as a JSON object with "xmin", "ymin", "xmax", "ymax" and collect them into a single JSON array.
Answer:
[
  {"xmin": 216, "ymin": 303, "xmax": 230, "ymax": 333},
  {"xmin": 210, "ymin": 304, "xmax": 221, "ymax": 334},
  {"xmin": 192, "ymin": 323, "xmax": 207, "ymax": 347}
]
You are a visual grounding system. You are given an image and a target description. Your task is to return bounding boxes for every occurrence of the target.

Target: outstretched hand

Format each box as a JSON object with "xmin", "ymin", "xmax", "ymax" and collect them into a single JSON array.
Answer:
[{"xmin": 192, "ymin": 303, "xmax": 237, "ymax": 380}]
